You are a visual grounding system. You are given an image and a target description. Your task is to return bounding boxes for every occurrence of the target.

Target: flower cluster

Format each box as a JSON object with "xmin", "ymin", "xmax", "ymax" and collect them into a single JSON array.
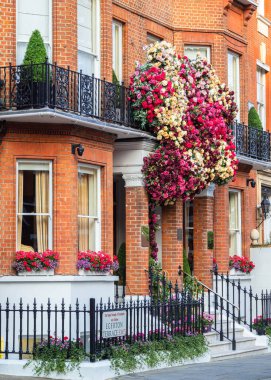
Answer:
[
  {"xmin": 201, "ymin": 312, "xmax": 214, "ymax": 326},
  {"xmin": 129, "ymin": 41, "xmax": 238, "ymax": 205},
  {"xmin": 229, "ymin": 255, "xmax": 255, "ymax": 274},
  {"xmin": 77, "ymin": 251, "xmax": 119, "ymax": 273},
  {"xmin": 12, "ymin": 250, "xmax": 59, "ymax": 273}
]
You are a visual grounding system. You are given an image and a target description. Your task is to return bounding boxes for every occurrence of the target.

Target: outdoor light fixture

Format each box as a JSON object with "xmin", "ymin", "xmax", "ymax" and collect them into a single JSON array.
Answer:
[
  {"xmin": 71, "ymin": 143, "xmax": 85, "ymax": 156},
  {"xmin": 246, "ymin": 178, "xmax": 256, "ymax": 188}
]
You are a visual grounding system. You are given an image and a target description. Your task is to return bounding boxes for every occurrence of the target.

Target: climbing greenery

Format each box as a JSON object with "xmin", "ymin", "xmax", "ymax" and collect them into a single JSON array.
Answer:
[
  {"xmin": 24, "ymin": 337, "xmax": 86, "ymax": 376},
  {"xmin": 108, "ymin": 334, "xmax": 207, "ymax": 374},
  {"xmin": 248, "ymin": 107, "xmax": 263, "ymax": 130}
]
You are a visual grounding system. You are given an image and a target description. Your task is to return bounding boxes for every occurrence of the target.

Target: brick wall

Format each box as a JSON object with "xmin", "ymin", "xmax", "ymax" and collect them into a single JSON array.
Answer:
[{"xmin": 0, "ymin": 123, "xmax": 114, "ymax": 275}]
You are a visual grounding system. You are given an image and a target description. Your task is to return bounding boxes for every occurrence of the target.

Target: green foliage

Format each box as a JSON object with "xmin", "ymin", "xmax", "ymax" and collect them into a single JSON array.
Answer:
[
  {"xmin": 248, "ymin": 107, "xmax": 263, "ymax": 130},
  {"xmin": 207, "ymin": 231, "xmax": 214, "ymax": 249},
  {"xmin": 183, "ymin": 249, "xmax": 191, "ymax": 277},
  {"xmin": 109, "ymin": 334, "xmax": 207, "ymax": 374},
  {"xmin": 22, "ymin": 30, "xmax": 47, "ymax": 82},
  {"xmin": 24, "ymin": 339, "xmax": 86, "ymax": 376},
  {"xmin": 141, "ymin": 225, "xmax": 150, "ymax": 242},
  {"xmin": 266, "ymin": 326, "xmax": 271, "ymax": 345}
]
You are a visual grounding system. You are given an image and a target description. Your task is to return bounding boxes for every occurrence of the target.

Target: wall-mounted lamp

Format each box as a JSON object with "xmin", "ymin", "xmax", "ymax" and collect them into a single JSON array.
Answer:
[
  {"xmin": 246, "ymin": 178, "xmax": 256, "ymax": 188},
  {"xmin": 71, "ymin": 143, "xmax": 84, "ymax": 157}
]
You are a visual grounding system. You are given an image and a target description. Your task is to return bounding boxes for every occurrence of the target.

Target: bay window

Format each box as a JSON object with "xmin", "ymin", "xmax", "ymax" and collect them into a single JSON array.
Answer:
[
  {"xmin": 78, "ymin": 164, "xmax": 101, "ymax": 251},
  {"xmin": 16, "ymin": 161, "xmax": 52, "ymax": 252},
  {"xmin": 228, "ymin": 51, "xmax": 240, "ymax": 121},
  {"xmin": 184, "ymin": 45, "xmax": 211, "ymax": 63},
  {"xmin": 78, "ymin": 0, "xmax": 100, "ymax": 76},
  {"xmin": 229, "ymin": 190, "xmax": 242, "ymax": 256},
  {"xmin": 16, "ymin": 0, "xmax": 52, "ymax": 64}
]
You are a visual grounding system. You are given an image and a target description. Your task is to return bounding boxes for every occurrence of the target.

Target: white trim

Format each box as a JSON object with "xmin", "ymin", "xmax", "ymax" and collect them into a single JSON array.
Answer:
[
  {"xmin": 78, "ymin": 163, "xmax": 101, "ymax": 251},
  {"xmin": 16, "ymin": 159, "xmax": 53, "ymax": 251},
  {"xmin": 228, "ymin": 51, "xmax": 240, "ymax": 122},
  {"xmin": 257, "ymin": 59, "xmax": 270, "ymax": 72},
  {"xmin": 229, "ymin": 189, "xmax": 242, "ymax": 256},
  {"xmin": 122, "ymin": 173, "xmax": 144, "ymax": 187}
]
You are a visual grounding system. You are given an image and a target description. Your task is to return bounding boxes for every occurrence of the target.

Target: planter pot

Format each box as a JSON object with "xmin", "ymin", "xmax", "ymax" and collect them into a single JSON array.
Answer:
[
  {"xmin": 203, "ymin": 324, "xmax": 212, "ymax": 333},
  {"xmin": 78, "ymin": 269, "xmax": 110, "ymax": 276},
  {"xmin": 256, "ymin": 328, "xmax": 266, "ymax": 336},
  {"xmin": 18, "ymin": 269, "xmax": 54, "ymax": 276}
]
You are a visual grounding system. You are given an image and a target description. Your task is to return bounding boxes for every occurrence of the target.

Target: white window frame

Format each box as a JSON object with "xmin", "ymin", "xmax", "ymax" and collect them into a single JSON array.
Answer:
[
  {"xmin": 78, "ymin": 163, "xmax": 101, "ymax": 251},
  {"xmin": 16, "ymin": 160, "xmax": 53, "ymax": 250},
  {"xmin": 77, "ymin": 0, "xmax": 100, "ymax": 77},
  {"xmin": 257, "ymin": 66, "xmax": 266, "ymax": 130},
  {"xmin": 16, "ymin": 0, "xmax": 52, "ymax": 64},
  {"xmin": 184, "ymin": 45, "xmax": 211, "ymax": 63},
  {"xmin": 112, "ymin": 20, "xmax": 123, "ymax": 83},
  {"xmin": 228, "ymin": 51, "xmax": 240, "ymax": 122},
  {"xmin": 229, "ymin": 189, "xmax": 242, "ymax": 256},
  {"xmin": 258, "ymin": 0, "xmax": 265, "ymax": 16}
]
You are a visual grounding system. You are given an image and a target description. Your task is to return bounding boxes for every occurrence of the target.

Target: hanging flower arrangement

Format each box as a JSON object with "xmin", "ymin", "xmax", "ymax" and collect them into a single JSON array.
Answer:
[{"xmin": 129, "ymin": 41, "xmax": 238, "ymax": 206}]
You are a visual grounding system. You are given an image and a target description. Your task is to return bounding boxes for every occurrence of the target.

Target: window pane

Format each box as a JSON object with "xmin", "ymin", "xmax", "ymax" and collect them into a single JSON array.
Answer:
[
  {"xmin": 78, "ymin": 0, "xmax": 93, "ymax": 52},
  {"xmin": 18, "ymin": 215, "xmax": 49, "ymax": 252},
  {"xmin": 184, "ymin": 46, "xmax": 210, "ymax": 62},
  {"xmin": 78, "ymin": 217, "xmax": 96, "ymax": 251},
  {"xmin": 112, "ymin": 21, "xmax": 122, "ymax": 82},
  {"xmin": 147, "ymin": 33, "xmax": 162, "ymax": 45},
  {"xmin": 229, "ymin": 230, "xmax": 238, "ymax": 255},
  {"xmin": 78, "ymin": 172, "xmax": 97, "ymax": 216},
  {"xmin": 229, "ymin": 192, "xmax": 239, "ymax": 230}
]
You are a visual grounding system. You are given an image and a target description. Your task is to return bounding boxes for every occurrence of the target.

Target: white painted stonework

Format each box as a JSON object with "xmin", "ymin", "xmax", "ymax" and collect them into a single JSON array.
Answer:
[
  {"xmin": 0, "ymin": 275, "xmax": 118, "ymax": 305},
  {"xmin": 250, "ymin": 246, "xmax": 271, "ymax": 293}
]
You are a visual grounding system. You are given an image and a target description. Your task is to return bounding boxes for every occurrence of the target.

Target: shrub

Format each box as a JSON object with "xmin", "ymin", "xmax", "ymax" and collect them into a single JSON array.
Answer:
[
  {"xmin": 22, "ymin": 30, "xmax": 47, "ymax": 82},
  {"xmin": 248, "ymin": 107, "xmax": 263, "ymax": 130}
]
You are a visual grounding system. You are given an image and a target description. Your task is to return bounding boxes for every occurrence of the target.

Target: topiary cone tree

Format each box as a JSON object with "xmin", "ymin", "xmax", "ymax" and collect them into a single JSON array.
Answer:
[
  {"xmin": 248, "ymin": 107, "xmax": 263, "ymax": 130},
  {"xmin": 23, "ymin": 30, "xmax": 47, "ymax": 82}
]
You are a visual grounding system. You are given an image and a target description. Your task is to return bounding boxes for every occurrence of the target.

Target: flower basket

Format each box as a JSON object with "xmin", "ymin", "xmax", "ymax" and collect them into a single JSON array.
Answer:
[
  {"xmin": 229, "ymin": 255, "xmax": 255, "ymax": 274},
  {"xmin": 77, "ymin": 251, "xmax": 119, "ymax": 275},
  {"xmin": 203, "ymin": 324, "xmax": 212, "ymax": 333},
  {"xmin": 13, "ymin": 250, "xmax": 59, "ymax": 275}
]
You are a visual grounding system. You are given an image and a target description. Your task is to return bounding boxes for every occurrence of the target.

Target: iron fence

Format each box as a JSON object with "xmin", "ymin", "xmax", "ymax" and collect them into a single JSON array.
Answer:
[
  {"xmin": 0, "ymin": 294, "xmax": 203, "ymax": 361},
  {"xmin": 0, "ymin": 61, "xmax": 136, "ymax": 129},
  {"xmin": 213, "ymin": 271, "xmax": 271, "ymax": 332}
]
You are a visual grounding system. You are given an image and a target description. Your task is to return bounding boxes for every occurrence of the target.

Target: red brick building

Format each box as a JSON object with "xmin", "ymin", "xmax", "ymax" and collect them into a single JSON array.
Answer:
[{"xmin": 0, "ymin": 0, "xmax": 270, "ymax": 296}]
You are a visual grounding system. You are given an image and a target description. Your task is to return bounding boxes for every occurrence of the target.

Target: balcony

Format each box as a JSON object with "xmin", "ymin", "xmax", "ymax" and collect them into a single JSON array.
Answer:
[
  {"xmin": 232, "ymin": 122, "xmax": 271, "ymax": 167},
  {"xmin": 0, "ymin": 62, "xmax": 142, "ymax": 137}
]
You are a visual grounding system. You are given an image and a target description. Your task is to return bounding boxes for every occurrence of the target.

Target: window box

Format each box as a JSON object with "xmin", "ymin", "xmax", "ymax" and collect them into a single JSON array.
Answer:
[
  {"xmin": 78, "ymin": 269, "xmax": 110, "ymax": 276},
  {"xmin": 18, "ymin": 269, "xmax": 54, "ymax": 276}
]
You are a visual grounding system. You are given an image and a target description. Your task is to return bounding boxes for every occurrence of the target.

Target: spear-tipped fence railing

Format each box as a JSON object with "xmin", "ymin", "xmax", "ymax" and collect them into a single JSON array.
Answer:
[
  {"xmin": 0, "ymin": 293, "xmax": 203, "ymax": 361},
  {"xmin": 212, "ymin": 270, "xmax": 271, "ymax": 332},
  {"xmin": 148, "ymin": 265, "xmax": 239, "ymax": 350}
]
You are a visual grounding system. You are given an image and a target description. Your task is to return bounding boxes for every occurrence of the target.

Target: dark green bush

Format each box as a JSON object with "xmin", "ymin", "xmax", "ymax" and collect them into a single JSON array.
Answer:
[
  {"xmin": 22, "ymin": 30, "xmax": 47, "ymax": 82},
  {"xmin": 248, "ymin": 107, "xmax": 262, "ymax": 130}
]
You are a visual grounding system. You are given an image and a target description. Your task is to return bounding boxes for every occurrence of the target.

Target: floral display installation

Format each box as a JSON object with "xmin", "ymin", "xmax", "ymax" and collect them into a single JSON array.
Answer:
[
  {"xmin": 13, "ymin": 250, "xmax": 59, "ymax": 273},
  {"xmin": 77, "ymin": 251, "xmax": 119, "ymax": 273},
  {"xmin": 229, "ymin": 255, "xmax": 255, "ymax": 274},
  {"xmin": 129, "ymin": 41, "xmax": 239, "ymax": 260}
]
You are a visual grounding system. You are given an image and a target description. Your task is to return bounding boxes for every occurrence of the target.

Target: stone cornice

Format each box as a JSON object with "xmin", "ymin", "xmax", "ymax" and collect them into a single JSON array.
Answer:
[{"xmin": 122, "ymin": 173, "xmax": 144, "ymax": 188}]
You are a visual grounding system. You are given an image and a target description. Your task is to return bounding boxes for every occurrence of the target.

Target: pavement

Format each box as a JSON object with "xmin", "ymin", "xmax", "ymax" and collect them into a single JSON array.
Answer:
[{"xmin": 1, "ymin": 354, "xmax": 271, "ymax": 379}]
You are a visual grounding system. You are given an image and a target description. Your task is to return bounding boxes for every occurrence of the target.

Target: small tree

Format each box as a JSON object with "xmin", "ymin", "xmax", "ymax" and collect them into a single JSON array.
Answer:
[
  {"xmin": 248, "ymin": 107, "xmax": 263, "ymax": 130},
  {"xmin": 23, "ymin": 30, "xmax": 47, "ymax": 82}
]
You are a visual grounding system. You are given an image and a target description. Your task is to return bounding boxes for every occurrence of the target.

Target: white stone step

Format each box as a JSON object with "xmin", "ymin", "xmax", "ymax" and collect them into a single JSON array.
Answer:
[
  {"xmin": 204, "ymin": 327, "xmax": 244, "ymax": 343},
  {"xmin": 211, "ymin": 346, "xmax": 268, "ymax": 361},
  {"xmin": 208, "ymin": 337, "xmax": 257, "ymax": 354}
]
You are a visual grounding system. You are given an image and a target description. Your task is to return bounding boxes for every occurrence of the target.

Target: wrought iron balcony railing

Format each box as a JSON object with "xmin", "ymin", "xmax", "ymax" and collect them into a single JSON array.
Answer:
[
  {"xmin": 232, "ymin": 121, "xmax": 271, "ymax": 162},
  {"xmin": 0, "ymin": 63, "xmax": 271, "ymax": 165},
  {"xmin": 0, "ymin": 61, "xmax": 136, "ymax": 128}
]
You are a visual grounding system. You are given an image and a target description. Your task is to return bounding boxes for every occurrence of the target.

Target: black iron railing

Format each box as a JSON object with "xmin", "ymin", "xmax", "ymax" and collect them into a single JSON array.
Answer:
[
  {"xmin": 232, "ymin": 121, "xmax": 271, "ymax": 162},
  {"xmin": 175, "ymin": 266, "xmax": 239, "ymax": 350},
  {"xmin": 0, "ymin": 61, "xmax": 136, "ymax": 128},
  {"xmin": 0, "ymin": 295, "xmax": 203, "ymax": 361},
  {"xmin": 213, "ymin": 271, "xmax": 271, "ymax": 332}
]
